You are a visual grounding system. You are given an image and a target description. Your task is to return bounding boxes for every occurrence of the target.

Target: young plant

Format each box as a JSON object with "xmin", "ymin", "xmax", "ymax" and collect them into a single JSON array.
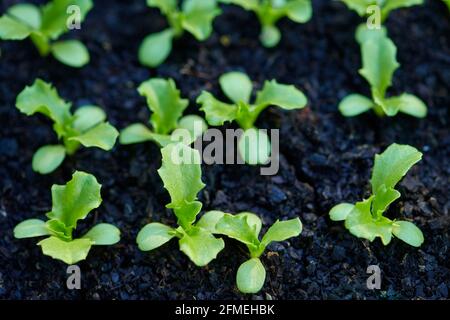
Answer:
[
  {"xmin": 340, "ymin": 0, "xmax": 424, "ymax": 24},
  {"xmin": 338, "ymin": 29, "xmax": 427, "ymax": 118},
  {"xmin": 120, "ymin": 78, "xmax": 207, "ymax": 147},
  {"xmin": 329, "ymin": 143, "xmax": 424, "ymax": 247},
  {"xmin": 139, "ymin": 0, "xmax": 221, "ymax": 67},
  {"xmin": 14, "ymin": 171, "xmax": 121, "ymax": 264},
  {"xmin": 0, "ymin": 0, "xmax": 93, "ymax": 67},
  {"xmin": 220, "ymin": 0, "xmax": 312, "ymax": 47},
  {"xmin": 136, "ymin": 143, "xmax": 225, "ymax": 267},
  {"xmin": 197, "ymin": 71, "xmax": 307, "ymax": 164},
  {"xmin": 197, "ymin": 210, "xmax": 302, "ymax": 293},
  {"xmin": 16, "ymin": 79, "xmax": 119, "ymax": 174}
]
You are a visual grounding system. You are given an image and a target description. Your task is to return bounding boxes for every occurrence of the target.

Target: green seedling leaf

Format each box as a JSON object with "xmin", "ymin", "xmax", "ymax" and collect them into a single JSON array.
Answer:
[
  {"xmin": 139, "ymin": 29, "xmax": 174, "ymax": 68},
  {"xmin": 329, "ymin": 203, "xmax": 355, "ymax": 221},
  {"xmin": 197, "ymin": 91, "xmax": 239, "ymax": 126},
  {"xmin": 14, "ymin": 219, "xmax": 50, "ymax": 239},
  {"xmin": 138, "ymin": 78, "xmax": 189, "ymax": 135},
  {"xmin": 371, "ymin": 143, "xmax": 423, "ymax": 192},
  {"xmin": 236, "ymin": 258, "xmax": 266, "ymax": 294},
  {"xmin": 0, "ymin": 15, "xmax": 32, "ymax": 40},
  {"xmin": 196, "ymin": 210, "xmax": 227, "ymax": 233},
  {"xmin": 158, "ymin": 143, "xmax": 205, "ymax": 228},
  {"xmin": 340, "ymin": 0, "xmax": 423, "ymax": 22},
  {"xmin": 38, "ymin": 236, "xmax": 93, "ymax": 265},
  {"xmin": 216, "ymin": 213, "xmax": 260, "ymax": 247},
  {"xmin": 238, "ymin": 128, "xmax": 271, "ymax": 165},
  {"xmin": 260, "ymin": 24, "xmax": 281, "ymax": 48},
  {"xmin": 392, "ymin": 220, "xmax": 424, "ymax": 247},
  {"xmin": 255, "ymin": 80, "xmax": 307, "ymax": 110},
  {"xmin": 219, "ymin": 72, "xmax": 253, "ymax": 104},
  {"xmin": 384, "ymin": 93, "xmax": 427, "ymax": 118},
  {"xmin": 338, "ymin": 94, "xmax": 374, "ymax": 117},
  {"xmin": 176, "ymin": 115, "xmax": 208, "ymax": 143},
  {"xmin": 137, "ymin": 223, "xmax": 176, "ymax": 251},
  {"xmin": 330, "ymin": 143, "xmax": 424, "ymax": 247},
  {"xmin": 82, "ymin": 223, "xmax": 121, "ymax": 245},
  {"xmin": 73, "ymin": 105, "xmax": 107, "ymax": 132},
  {"xmin": 69, "ymin": 122, "xmax": 119, "ymax": 150},
  {"xmin": 47, "ymin": 171, "xmax": 101, "ymax": 229},
  {"xmin": 32, "ymin": 144, "xmax": 66, "ymax": 174},
  {"xmin": 178, "ymin": 226, "xmax": 225, "ymax": 266},
  {"xmin": 51, "ymin": 40, "xmax": 90, "ymax": 68},
  {"xmin": 7, "ymin": 3, "xmax": 41, "ymax": 29},
  {"xmin": 260, "ymin": 218, "xmax": 302, "ymax": 248},
  {"xmin": 182, "ymin": 0, "xmax": 221, "ymax": 40}
]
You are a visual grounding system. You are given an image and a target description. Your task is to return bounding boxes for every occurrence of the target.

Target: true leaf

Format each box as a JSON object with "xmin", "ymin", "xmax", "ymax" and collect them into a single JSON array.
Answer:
[
  {"xmin": 216, "ymin": 214, "xmax": 260, "ymax": 246},
  {"xmin": 255, "ymin": 80, "xmax": 307, "ymax": 110},
  {"xmin": 197, "ymin": 91, "xmax": 239, "ymax": 126},
  {"xmin": 47, "ymin": 171, "xmax": 102, "ymax": 229},
  {"xmin": 69, "ymin": 122, "xmax": 119, "ymax": 150},
  {"xmin": 260, "ymin": 218, "xmax": 302, "ymax": 249},
  {"xmin": 179, "ymin": 226, "xmax": 225, "ymax": 266},
  {"xmin": 38, "ymin": 236, "xmax": 93, "ymax": 265},
  {"xmin": 73, "ymin": 105, "xmax": 107, "ymax": 132}
]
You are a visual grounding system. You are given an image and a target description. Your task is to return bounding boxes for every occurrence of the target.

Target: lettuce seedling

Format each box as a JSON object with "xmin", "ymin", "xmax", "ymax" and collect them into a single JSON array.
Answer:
[
  {"xmin": 120, "ymin": 78, "xmax": 207, "ymax": 147},
  {"xmin": 139, "ymin": 0, "xmax": 221, "ymax": 67},
  {"xmin": 197, "ymin": 71, "xmax": 307, "ymax": 164},
  {"xmin": 14, "ymin": 171, "xmax": 121, "ymax": 264},
  {"xmin": 136, "ymin": 143, "xmax": 224, "ymax": 267},
  {"xmin": 339, "ymin": 0, "xmax": 424, "ymax": 23},
  {"xmin": 220, "ymin": 0, "xmax": 312, "ymax": 47},
  {"xmin": 329, "ymin": 143, "xmax": 424, "ymax": 247},
  {"xmin": 16, "ymin": 79, "xmax": 119, "ymax": 174},
  {"xmin": 0, "ymin": 0, "xmax": 93, "ymax": 67},
  {"xmin": 197, "ymin": 210, "xmax": 302, "ymax": 293},
  {"xmin": 338, "ymin": 28, "xmax": 427, "ymax": 118}
]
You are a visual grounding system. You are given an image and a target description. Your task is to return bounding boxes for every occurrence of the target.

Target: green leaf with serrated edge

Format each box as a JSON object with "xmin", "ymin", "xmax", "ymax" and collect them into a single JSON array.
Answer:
[
  {"xmin": 371, "ymin": 143, "xmax": 422, "ymax": 192},
  {"xmin": 176, "ymin": 115, "xmax": 208, "ymax": 143},
  {"xmin": 260, "ymin": 218, "xmax": 302, "ymax": 249},
  {"xmin": 345, "ymin": 197, "xmax": 394, "ymax": 245},
  {"xmin": 181, "ymin": 0, "xmax": 221, "ymax": 40},
  {"xmin": 148, "ymin": 0, "xmax": 178, "ymax": 14},
  {"xmin": 82, "ymin": 223, "xmax": 120, "ymax": 245},
  {"xmin": 0, "ymin": 15, "xmax": 31, "ymax": 40},
  {"xmin": 329, "ymin": 203, "xmax": 355, "ymax": 221},
  {"xmin": 47, "ymin": 171, "xmax": 101, "ymax": 229},
  {"xmin": 236, "ymin": 212, "xmax": 262, "ymax": 238},
  {"xmin": 16, "ymin": 79, "xmax": 72, "ymax": 125},
  {"xmin": 255, "ymin": 80, "xmax": 307, "ymax": 110},
  {"xmin": 359, "ymin": 34, "xmax": 399, "ymax": 98},
  {"xmin": 137, "ymin": 223, "xmax": 176, "ymax": 251},
  {"xmin": 260, "ymin": 24, "xmax": 281, "ymax": 48},
  {"xmin": 138, "ymin": 78, "xmax": 189, "ymax": 135},
  {"xmin": 197, "ymin": 91, "xmax": 239, "ymax": 126},
  {"xmin": 38, "ymin": 236, "xmax": 93, "ymax": 265},
  {"xmin": 219, "ymin": 72, "xmax": 253, "ymax": 104},
  {"xmin": 340, "ymin": 0, "xmax": 373, "ymax": 17},
  {"xmin": 178, "ymin": 226, "xmax": 224, "ymax": 266},
  {"xmin": 216, "ymin": 214, "xmax": 260, "ymax": 247},
  {"xmin": 69, "ymin": 122, "xmax": 118, "ymax": 150},
  {"xmin": 238, "ymin": 128, "xmax": 271, "ymax": 165},
  {"xmin": 372, "ymin": 184, "xmax": 401, "ymax": 218},
  {"xmin": 384, "ymin": 94, "xmax": 427, "ymax": 118},
  {"xmin": 51, "ymin": 40, "xmax": 90, "ymax": 68},
  {"xmin": 285, "ymin": 0, "xmax": 313, "ymax": 23},
  {"xmin": 139, "ymin": 29, "xmax": 174, "ymax": 68},
  {"xmin": 32, "ymin": 144, "xmax": 66, "ymax": 174},
  {"xmin": 14, "ymin": 219, "xmax": 50, "ymax": 239},
  {"xmin": 46, "ymin": 219, "xmax": 71, "ymax": 240},
  {"xmin": 73, "ymin": 105, "xmax": 106, "ymax": 133},
  {"xmin": 196, "ymin": 210, "xmax": 227, "ymax": 233},
  {"xmin": 158, "ymin": 143, "xmax": 205, "ymax": 228},
  {"xmin": 392, "ymin": 220, "xmax": 424, "ymax": 247},
  {"xmin": 339, "ymin": 94, "xmax": 374, "ymax": 117},
  {"xmin": 40, "ymin": 0, "xmax": 93, "ymax": 39},
  {"xmin": 236, "ymin": 258, "xmax": 266, "ymax": 294}
]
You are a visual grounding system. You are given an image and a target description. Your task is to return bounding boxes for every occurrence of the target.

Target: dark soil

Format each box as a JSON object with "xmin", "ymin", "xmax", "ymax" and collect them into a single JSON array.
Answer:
[{"xmin": 0, "ymin": 0, "xmax": 449, "ymax": 300}]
